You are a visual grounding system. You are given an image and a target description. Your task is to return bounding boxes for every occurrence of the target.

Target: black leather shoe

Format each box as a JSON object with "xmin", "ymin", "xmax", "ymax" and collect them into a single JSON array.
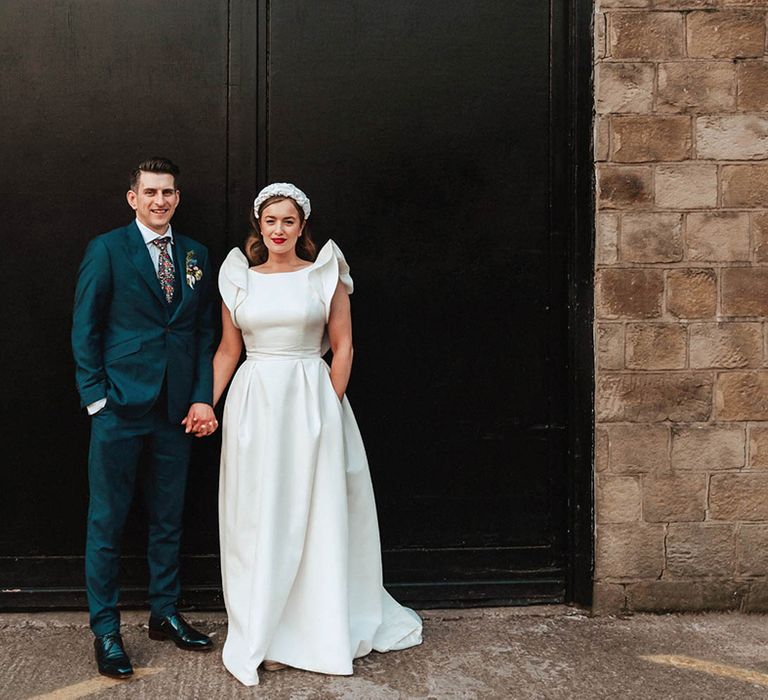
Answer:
[
  {"xmin": 148, "ymin": 612, "xmax": 213, "ymax": 651},
  {"xmin": 94, "ymin": 632, "xmax": 133, "ymax": 678}
]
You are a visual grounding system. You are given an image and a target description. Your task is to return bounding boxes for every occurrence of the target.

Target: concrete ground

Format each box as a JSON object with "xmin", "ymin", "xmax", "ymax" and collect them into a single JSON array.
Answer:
[{"xmin": 3, "ymin": 607, "xmax": 768, "ymax": 699}]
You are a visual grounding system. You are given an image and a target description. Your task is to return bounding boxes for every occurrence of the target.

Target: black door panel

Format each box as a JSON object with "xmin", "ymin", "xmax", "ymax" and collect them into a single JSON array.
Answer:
[{"xmin": 0, "ymin": 0, "xmax": 589, "ymax": 609}]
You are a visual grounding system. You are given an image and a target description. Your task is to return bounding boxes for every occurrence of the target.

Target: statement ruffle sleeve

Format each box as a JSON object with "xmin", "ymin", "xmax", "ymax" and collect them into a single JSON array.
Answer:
[{"xmin": 218, "ymin": 247, "xmax": 250, "ymax": 329}]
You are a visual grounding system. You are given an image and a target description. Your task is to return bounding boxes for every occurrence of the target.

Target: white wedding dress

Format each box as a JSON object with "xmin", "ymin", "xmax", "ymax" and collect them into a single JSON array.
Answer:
[{"xmin": 217, "ymin": 240, "xmax": 422, "ymax": 686}]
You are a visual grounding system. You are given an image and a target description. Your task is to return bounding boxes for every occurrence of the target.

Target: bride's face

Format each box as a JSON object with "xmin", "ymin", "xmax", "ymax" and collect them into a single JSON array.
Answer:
[{"xmin": 259, "ymin": 199, "xmax": 305, "ymax": 255}]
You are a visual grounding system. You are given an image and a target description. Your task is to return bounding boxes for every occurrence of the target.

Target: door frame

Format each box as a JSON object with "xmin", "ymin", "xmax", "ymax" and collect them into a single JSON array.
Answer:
[{"xmin": 560, "ymin": 0, "xmax": 595, "ymax": 606}]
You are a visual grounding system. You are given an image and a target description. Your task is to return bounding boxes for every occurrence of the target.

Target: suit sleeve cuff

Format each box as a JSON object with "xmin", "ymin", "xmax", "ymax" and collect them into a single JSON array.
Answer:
[{"xmin": 87, "ymin": 398, "xmax": 107, "ymax": 415}]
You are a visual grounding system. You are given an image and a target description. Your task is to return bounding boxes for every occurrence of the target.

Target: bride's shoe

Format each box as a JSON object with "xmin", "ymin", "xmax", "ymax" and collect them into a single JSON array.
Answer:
[{"xmin": 262, "ymin": 660, "xmax": 287, "ymax": 671}]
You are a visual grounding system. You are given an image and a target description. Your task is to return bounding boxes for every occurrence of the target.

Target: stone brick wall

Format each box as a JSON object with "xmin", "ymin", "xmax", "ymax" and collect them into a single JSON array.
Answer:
[{"xmin": 593, "ymin": 1, "xmax": 768, "ymax": 613}]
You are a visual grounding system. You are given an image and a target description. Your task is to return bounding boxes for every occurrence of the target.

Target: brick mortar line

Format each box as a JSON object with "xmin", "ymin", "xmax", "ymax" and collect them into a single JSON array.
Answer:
[
  {"xmin": 598, "ymin": 204, "xmax": 768, "ymax": 208},
  {"xmin": 600, "ymin": 57, "xmax": 768, "ymax": 64},
  {"xmin": 597, "ymin": 367, "xmax": 766, "ymax": 372},
  {"xmin": 595, "ymin": 580, "xmax": 768, "ymax": 584},
  {"xmin": 764, "ymin": 314, "xmax": 768, "ymax": 365},
  {"xmin": 717, "ymin": 162, "xmax": 724, "ymax": 207},
  {"xmin": 605, "ymin": 160, "xmax": 768, "ymax": 165},
  {"xmin": 599, "ymin": 8, "xmax": 768, "ymax": 14},
  {"xmin": 596, "ymin": 262, "xmax": 763, "ymax": 268},
  {"xmin": 602, "ymin": 113, "xmax": 768, "ymax": 117},
  {"xmin": 599, "ymin": 161, "xmax": 768, "ymax": 166},
  {"xmin": 597, "ymin": 58, "xmax": 768, "ymax": 63},
  {"xmin": 619, "ymin": 369, "xmax": 764, "ymax": 373},
  {"xmin": 599, "ymin": 112, "xmax": 768, "ymax": 117},
  {"xmin": 717, "ymin": 247, "xmax": 724, "ymax": 316},
  {"xmin": 597, "ymin": 212, "xmax": 766, "ymax": 217},
  {"xmin": 599, "ymin": 420, "xmax": 767, "ymax": 425},
  {"xmin": 598, "ymin": 577, "xmax": 768, "ymax": 583}
]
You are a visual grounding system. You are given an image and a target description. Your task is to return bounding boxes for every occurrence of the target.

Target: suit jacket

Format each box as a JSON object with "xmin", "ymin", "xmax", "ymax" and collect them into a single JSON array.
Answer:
[{"xmin": 72, "ymin": 221, "xmax": 216, "ymax": 423}]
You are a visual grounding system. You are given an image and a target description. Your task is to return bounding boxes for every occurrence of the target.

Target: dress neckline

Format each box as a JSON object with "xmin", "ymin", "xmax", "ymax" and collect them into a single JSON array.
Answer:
[{"xmin": 248, "ymin": 264, "xmax": 313, "ymax": 276}]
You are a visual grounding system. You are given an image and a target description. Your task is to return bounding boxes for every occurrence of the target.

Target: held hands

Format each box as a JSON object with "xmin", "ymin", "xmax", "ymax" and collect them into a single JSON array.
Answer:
[{"xmin": 181, "ymin": 402, "xmax": 219, "ymax": 437}]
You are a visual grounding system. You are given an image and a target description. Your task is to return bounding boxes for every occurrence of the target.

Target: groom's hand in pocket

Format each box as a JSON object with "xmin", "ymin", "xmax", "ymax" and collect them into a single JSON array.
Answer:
[{"xmin": 182, "ymin": 402, "xmax": 218, "ymax": 437}]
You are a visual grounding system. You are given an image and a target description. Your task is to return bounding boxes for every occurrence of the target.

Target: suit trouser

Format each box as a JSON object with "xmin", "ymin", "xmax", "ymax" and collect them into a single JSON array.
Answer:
[{"xmin": 85, "ymin": 398, "xmax": 191, "ymax": 636}]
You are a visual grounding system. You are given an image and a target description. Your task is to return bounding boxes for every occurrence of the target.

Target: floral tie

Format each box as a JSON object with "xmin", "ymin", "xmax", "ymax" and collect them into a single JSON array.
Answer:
[{"xmin": 151, "ymin": 236, "xmax": 175, "ymax": 303}]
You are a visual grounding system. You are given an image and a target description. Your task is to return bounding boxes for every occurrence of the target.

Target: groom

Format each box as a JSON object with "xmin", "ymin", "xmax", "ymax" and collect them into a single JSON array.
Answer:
[{"xmin": 72, "ymin": 158, "xmax": 217, "ymax": 678}]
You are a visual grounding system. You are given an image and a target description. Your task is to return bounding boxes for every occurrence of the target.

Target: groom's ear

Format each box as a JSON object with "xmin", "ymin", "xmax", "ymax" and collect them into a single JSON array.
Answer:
[{"xmin": 126, "ymin": 189, "xmax": 138, "ymax": 210}]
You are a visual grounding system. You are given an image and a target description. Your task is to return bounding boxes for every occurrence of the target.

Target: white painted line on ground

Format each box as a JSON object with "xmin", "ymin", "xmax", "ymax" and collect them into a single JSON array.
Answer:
[
  {"xmin": 27, "ymin": 667, "xmax": 165, "ymax": 700},
  {"xmin": 642, "ymin": 654, "xmax": 768, "ymax": 688}
]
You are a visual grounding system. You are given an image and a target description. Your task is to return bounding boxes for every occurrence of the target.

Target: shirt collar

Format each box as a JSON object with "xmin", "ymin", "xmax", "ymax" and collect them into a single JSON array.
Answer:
[{"xmin": 135, "ymin": 218, "xmax": 174, "ymax": 246}]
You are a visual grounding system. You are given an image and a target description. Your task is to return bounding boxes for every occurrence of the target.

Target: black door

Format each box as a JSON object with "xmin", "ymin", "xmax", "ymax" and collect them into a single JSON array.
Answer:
[
  {"xmin": 265, "ymin": 1, "xmax": 575, "ymax": 605},
  {"xmin": 0, "ymin": 0, "xmax": 232, "ymax": 606},
  {"xmin": 0, "ymin": 1, "xmax": 592, "ymax": 608}
]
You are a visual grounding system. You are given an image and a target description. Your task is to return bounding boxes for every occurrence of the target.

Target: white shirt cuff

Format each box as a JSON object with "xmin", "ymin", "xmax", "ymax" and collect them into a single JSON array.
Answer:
[{"xmin": 87, "ymin": 398, "xmax": 107, "ymax": 415}]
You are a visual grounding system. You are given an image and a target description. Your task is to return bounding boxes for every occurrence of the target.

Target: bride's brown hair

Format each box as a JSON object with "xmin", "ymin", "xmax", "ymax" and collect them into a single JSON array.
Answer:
[{"xmin": 244, "ymin": 196, "xmax": 317, "ymax": 266}]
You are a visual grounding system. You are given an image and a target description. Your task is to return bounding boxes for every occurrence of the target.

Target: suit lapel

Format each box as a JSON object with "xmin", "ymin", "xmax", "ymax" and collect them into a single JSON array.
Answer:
[
  {"xmin": 125, "ymin": 221, "xmax": 166, "ymax": 307},
  {"xmin": 169, "ymin": 235, "xmax": 191, "ymax": 323}
]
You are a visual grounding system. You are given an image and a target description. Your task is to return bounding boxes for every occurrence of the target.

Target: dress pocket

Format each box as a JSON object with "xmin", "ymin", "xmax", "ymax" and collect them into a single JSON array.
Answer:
[{"xmin": 323, "ymin": 370, "xmax": 343, "ymax": 407}]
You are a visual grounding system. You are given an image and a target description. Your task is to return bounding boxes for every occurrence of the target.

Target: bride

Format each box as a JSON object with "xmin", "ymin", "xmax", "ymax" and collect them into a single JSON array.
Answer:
[{"xmin": 210, "ymin": 183, "xmax": 422, "ymax": 685}]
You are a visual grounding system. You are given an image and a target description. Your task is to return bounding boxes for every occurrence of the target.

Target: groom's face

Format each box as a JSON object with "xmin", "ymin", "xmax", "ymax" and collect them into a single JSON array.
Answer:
[{"xmin": 126, "ymin": 171, "xmax": 180, "ymax": 234}]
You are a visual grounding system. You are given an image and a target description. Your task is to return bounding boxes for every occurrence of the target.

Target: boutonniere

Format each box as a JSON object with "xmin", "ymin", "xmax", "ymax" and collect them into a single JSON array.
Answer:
[{"xmin": 185, "ymin": 250, "xmax": 203, "ymax": 289}]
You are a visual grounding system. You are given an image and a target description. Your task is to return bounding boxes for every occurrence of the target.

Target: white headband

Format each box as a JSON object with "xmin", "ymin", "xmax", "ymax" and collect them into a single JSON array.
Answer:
[{"xmin": 253, "ymin": 182, "xmax": 311, "ymax": 220}]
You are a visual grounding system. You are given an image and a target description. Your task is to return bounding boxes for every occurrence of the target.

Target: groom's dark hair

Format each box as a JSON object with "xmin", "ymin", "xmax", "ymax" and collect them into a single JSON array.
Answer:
[{"xmin": 130, "ymin": 157, "xmax": 180, "ymax": 191}]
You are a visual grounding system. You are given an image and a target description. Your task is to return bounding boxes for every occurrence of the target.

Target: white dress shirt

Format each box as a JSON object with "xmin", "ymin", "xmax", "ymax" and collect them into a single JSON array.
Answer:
[
  {"xmin": 135, "ymin": 218, "xmax": 176, "ymax": 275},
  {"xmin": 86, "ymin": 219, "xmax": 175, "ymax": 415}
]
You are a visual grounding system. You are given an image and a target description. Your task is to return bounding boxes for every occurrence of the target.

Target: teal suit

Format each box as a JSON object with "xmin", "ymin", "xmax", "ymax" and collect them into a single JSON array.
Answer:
[{"xmin": 72, "ymin": 221, "xmax": 215, "ymax": 635}]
